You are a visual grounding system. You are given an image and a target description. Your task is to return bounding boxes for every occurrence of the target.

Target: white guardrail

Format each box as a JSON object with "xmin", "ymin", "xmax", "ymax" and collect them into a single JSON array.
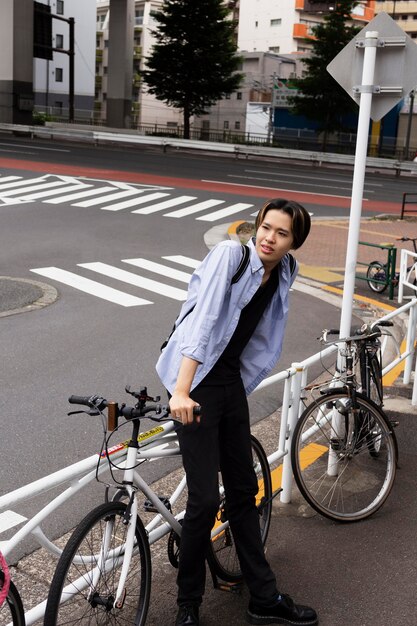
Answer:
[
  {"xmin": 399, "ymin": 249, "xmax": 417, "ymax": 304},
  {"xmin": 0, "ymin": 300, "xmax": 416, "ymax": 623},
  {"xmin": 1, "ymin": 121, "xmax": 417, "ymax": 174}
]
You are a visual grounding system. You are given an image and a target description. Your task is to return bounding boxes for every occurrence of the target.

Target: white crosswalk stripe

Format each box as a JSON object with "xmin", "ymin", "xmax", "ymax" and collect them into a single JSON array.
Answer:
[
  {"xmin": 78, "ymin": 262, "xmax": 188, "ymax": 301},
  {"xmin": 3, "ymin": 174, "xmax": 256, "ymax": 222},
  {"xmin": 131, "ymin": 195, "xmax": 196, "ymax": 215},
  {"xmin": 30, "ymin": 267, "xmax": 152, "ymax": 307},
  {"xmin": 30, "ymin": 256, "xmax": 202, "ymax": 307}
]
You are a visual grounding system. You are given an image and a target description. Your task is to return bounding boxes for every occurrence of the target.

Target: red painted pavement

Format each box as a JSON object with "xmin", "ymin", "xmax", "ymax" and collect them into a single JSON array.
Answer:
[{"xmin": 0, "ymin": 156, "xmax": 401, "ymax": 214}]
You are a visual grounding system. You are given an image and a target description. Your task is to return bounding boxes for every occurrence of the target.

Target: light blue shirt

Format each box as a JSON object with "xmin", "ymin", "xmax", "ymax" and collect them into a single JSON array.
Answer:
[{"xmin": 156, "ymin": 237, "xmax": 298, "ymax": 395}]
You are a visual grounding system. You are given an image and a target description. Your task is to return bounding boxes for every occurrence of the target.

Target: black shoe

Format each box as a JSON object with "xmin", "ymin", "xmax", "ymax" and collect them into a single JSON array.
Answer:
[
  {"xmin": 175, "ymin": 605, "xmax": 199, "ymax": 626},
  {"xmin": 247, "ymin": 593, "xmax": 318, "ymax": 625}
]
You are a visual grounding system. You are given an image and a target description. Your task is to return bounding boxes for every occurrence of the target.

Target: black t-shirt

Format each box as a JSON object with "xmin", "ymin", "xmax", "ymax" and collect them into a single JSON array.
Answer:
[{"xmin": 203, "ymin": 267, "xmax": 279, "ymax": 385}]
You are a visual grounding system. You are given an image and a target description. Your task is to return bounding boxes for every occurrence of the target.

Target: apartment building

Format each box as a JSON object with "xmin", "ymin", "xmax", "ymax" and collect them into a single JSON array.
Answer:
[
  {"xmin": 237, "ymin": 0, "xmax": 375, "ymax": 55},
  {"xmin": 34, "ymin": 0, "xmax": 95, "ymax": 117},
  {"xmin": 95, "ymin": 0, "xmax": 183, "ymax": 128}
]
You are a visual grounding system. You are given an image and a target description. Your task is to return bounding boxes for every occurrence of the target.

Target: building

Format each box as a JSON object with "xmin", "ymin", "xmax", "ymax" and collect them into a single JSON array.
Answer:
[
  {"xmin": 95, "ymin": 0, "xmax": 183, "ymax": 128},
  {"xmin": 237, "ymin": 0, "xmax": 375, "ymax": 55},
  {"xmin": 34, "ymin": 0, "xmax": 96, "ymax": 119}
]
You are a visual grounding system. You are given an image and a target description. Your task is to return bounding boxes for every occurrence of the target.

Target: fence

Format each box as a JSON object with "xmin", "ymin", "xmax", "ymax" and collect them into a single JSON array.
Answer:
[
  {"xmin": 401, "ymin": 192, "xmax": 417, "ymax": 219},
  {"xmin": 356, "ymin": 241, "xmax": 397, "ymax": 300},
  {"xmin": 0, "ymin": 298, "xmax": 415, "ymax": 623}
]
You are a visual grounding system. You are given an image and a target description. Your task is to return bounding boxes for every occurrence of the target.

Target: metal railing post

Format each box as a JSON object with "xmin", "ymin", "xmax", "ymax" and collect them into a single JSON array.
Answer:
[
  {"xmin": 404, "ymin": 299, "xmax": 417, "ymax": 385},
  {"xmin": 280, "ymin": 364, "xmax": 304, "ymax": 504}
]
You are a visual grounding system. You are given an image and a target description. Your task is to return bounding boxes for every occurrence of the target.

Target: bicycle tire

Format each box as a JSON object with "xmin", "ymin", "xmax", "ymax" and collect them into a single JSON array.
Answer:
[
  {"xmin": 44, "ymin": 501, "xmax": 151, "ymax": 626},
  {"xmin": 206, "ymin": 435, "xmax": 272, "ymax": 582},
  {"xmin": 0, "ymin": 573, "xmax": 25, "ymax": 626},
  {"xmin": 291, "ymin": 390, "xmax": 397, "ymax": 522},
  {"xmin": 366, "ymin": 261, "xmax": 388, "ymax": 293}
]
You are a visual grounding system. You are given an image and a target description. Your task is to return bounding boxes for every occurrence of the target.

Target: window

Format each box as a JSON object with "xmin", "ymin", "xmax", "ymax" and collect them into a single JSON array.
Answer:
[
  {"xmin": 55, "ymin": 101, "xmax": 63, "ymax": 112},
  {"xmin": 55, "ymin": 68, "xmax": 63, "ymax": 82},
  {"xmin": 225, "ymin": 94, "xmax": 231, "ymax": 99},
  {"xmin": 269, "ymin": 46, "xmax": 280, "ymax": 53},
  {"xmin": 255, "ymin": 21, "xmax": 258, "ymax": 27},
  {"xmin": 234, "ymin": 121, "xmax": 241, "ymax": 130},
  {"xmin": 202, "ymin": 120, "xmax": 210, "ymax": 129},
  {"xmin": 56, "ymin": 0, "xmax": 64, "ymax": 15},
  {"xmin": 237, "ymin": 92, "xmax": 242, "ymax": 100},
  {"xmin": 270, "ymin": 18, "xmax": 282, "ymax": 26},
  {"xmin": 56, "ymin": 34, "xmax": 64, "ymax": 49},
  {"xmin": 224, "ymin": 121, "xmax": 229, "ymax": 129},
  {"xmin": 135, "ymin": 8, "xmax": 144, "ymax": 25}
]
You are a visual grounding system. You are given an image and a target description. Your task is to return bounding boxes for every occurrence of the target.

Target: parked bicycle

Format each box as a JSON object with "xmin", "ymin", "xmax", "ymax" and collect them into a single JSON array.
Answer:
[
  {"xmin": 290, "ymin": 323, "xmax": 398, "ymax": 523},
  {"xmin": 0, "ymin": 551, "xmax": 25, "ymax": 626},
  {"xmin": 366, "ymin": 236, "xmax": 417, "ymax": 293},
  {"xmin": 44, "ymin": 386, "xmax": 273, "ymax": 625}
]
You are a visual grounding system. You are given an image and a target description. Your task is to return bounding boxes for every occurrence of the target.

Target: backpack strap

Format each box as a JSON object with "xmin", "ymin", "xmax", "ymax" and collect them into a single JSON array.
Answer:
[
  {"xmin": 231, "ymin": 244, "xmax": 250, "ymax": 285},
  {"xmin": 287, "ymin": 252, "xmax": 297, "ymax": 278}
]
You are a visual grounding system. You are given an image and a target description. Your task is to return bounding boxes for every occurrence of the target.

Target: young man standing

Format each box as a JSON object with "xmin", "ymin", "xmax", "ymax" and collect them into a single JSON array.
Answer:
[{"xmin": 156, "ymin": 198, "xmax": 318, "ymax": 626}]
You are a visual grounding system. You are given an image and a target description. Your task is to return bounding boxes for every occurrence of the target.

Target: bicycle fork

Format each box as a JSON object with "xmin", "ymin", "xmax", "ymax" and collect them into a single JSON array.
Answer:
[{"xmin": 89, "ymin": 443, "xmax": 139, "ymax": 611}]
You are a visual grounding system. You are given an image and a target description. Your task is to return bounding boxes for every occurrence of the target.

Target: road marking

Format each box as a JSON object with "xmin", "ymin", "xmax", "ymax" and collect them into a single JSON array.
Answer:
[
  {"xmin": 101, "ymin": 191, "xmax": 169, "ymax": 211},
  {"xmin": 163, "ymin": 255, "xmax": 201, "ymax": 269},
  {"xmin": 164, "ymin": 199, "xmax": 224, "ymax": 218},
  {"xmin": 0, "ymin": 180, "xmax": 71, "ymax": 197},
  {"xmin": 0, "ymin": 176, "xmax": 23, "ymax": 183},
  {"xmin": 74, "ymin": 188, "xmax": 143, "ymax": 207},
  {"xmin": 18, "ymin": 183, "xmax": 93, "ymax": 200},
  {"xmin": 196, "ymin": 202, "xmax": 254, "ymax": 222},
  {"xmin": 132, "ymin": 195, "xmax": 197, "ymax": 215},
  {"xmin": 45, "ymin": 186, "xmax": 117, "ymax": 204},
  {"xmin": 122, "ymin": 258, "xmax": 192, "ymax": 283},
  {"xmin": 0, "ymin": 510, "xmax": 27, "ymax": 534},
  {"xmin": 30, "ymin": 267, "xmax": 151, "ymax": 306},
  {"xmin": 0, "ymin": 175, "xmax": 45, "ymax": 190},
  {"xmin": 78, "ymin": 262, "xmax": 188, "ymax": 300}
]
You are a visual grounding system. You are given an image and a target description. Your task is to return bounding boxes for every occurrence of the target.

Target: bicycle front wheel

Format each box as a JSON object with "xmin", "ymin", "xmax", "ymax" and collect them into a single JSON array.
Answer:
[
  {"xmin": 0, "ymin": 574, "xmax": 25, "ymax": 626},
  {"xmin": 44, "ymin": 501, "xmax": 151, "ymax": 625},
  {"xmin": 291, "ymin": 391, "xmax": 397, "ymax": 522},
  {"xmin": 207, "ymin": 435, "xmax": 272, "ymax": 582},
  {"xmin": 366, "ymin": 261, "xmax": 388, "ymax": 293}
]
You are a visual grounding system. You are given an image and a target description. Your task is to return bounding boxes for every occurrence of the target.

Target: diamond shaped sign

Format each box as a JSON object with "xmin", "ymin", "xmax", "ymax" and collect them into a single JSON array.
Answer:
[{"xmin": 327, "ymin": 12, "xmax": 417, "ymax": 121}]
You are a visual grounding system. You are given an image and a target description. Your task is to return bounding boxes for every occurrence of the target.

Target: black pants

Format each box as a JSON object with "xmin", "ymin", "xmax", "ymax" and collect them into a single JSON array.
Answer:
[{"xmin": 176, "ymin": 378, "xmax": 278, "ymax": 607}]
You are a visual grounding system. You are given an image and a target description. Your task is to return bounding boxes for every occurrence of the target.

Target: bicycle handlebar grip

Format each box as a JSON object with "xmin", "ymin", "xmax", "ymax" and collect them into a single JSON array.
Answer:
[
  {"xmin": 193, "ymin": 405, "xmax": 202, "ymax": 416},
  {"xmin": 376, "ymin": 320, "xmax": 393, "ymax": 327},
  {"xmin": 68, "ymin": 395, "xmax": 93, "ymax": 406}
]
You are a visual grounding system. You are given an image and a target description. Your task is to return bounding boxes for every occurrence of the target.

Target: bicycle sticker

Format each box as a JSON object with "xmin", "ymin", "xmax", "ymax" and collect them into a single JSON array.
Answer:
[{"xmin": 100, "ymin": 425, "xmax": 165, "ymax": 457}]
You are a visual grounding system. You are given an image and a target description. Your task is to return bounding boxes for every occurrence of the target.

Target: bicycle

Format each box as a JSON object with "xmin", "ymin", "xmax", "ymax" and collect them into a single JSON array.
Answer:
[
  {"xmin": 43, "ymin": 386, "xmax": 273, "ymax": 625},
  {"xmin": 0, "ymin": 551, "xmax": 25, "ymax": 626},
  {"xmin": 366, "ymin": 236, "xmax": 417, "ymax": 294},
  {"xmin": 290, "ymin": 325, "xmax": 398, "ymax": 523}
]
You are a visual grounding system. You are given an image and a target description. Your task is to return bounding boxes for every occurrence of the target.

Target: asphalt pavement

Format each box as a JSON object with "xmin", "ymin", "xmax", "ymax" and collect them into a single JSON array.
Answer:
[{"xmin": 4, "ymin": 214, "xmax": 417, "ymax": 625}]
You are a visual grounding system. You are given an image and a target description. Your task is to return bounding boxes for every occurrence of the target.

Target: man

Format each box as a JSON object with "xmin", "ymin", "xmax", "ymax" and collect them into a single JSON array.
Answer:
[{"xmin": 157, "ymin": 198, "xmax": 318, "ymax": 626}]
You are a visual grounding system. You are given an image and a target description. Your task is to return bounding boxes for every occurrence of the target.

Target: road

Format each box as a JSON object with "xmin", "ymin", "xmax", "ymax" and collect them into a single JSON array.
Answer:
[{"xmin": 0, "ymin": 136, "xmax": 377, "ymax": 559}]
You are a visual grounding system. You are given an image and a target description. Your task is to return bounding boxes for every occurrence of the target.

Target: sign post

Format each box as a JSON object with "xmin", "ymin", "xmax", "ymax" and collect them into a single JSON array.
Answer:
[{"xmin": 327, "ymin": 12, "xmax": 417, "ymax": 337}]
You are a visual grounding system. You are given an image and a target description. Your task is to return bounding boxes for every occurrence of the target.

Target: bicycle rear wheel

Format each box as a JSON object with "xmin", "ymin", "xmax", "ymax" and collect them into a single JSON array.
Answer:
[
  {"xmin": 44, "ymin": 501, "xmax": 151, "ymax": 625},
  {"xmin": 206, "ymin": 435, "xmax": 272, "ymax": 582},
  {"xmin": 366, "ymin": 261, "xmax": 388, "ymax": 293},
  {"xmin": 291, "ymin": 391, "xmax": 397, "ymax": 522},
  {"xmin": 0, "ymin": 573, "xmax": 25, "ymax": 626}
]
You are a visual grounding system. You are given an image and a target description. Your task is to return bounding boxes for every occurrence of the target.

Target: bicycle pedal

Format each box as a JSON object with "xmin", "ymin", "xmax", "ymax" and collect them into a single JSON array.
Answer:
[
  {"xmin": 143, "ymin": 496, "xmax": 171, "ymax": 513},
  {"xmin": 215, "ymin": 581, "xmax": 243, "ymax": 595}
]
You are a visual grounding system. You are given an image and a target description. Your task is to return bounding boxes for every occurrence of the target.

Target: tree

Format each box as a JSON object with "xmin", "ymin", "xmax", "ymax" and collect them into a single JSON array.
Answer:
[
  {"xmin": 142, "ymin": 0, "xmax": 243, "ymax": 139},
  {"xmin": 289, "ymin": 1, "xmax": 361, "ymax": 149}
]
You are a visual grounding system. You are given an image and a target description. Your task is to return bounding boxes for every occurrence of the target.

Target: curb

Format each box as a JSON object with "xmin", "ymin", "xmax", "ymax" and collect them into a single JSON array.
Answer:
[{"xmin": 0, "ymin": 276, "xmax": 58, "ymax": 318}]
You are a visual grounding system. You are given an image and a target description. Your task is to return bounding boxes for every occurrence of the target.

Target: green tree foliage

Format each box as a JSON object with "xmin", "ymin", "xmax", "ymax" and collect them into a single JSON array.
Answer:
[
  {"xmin": 289, "ymin": 1, "xmax": 361, "ymax": 146},
  {"xmin": 142, "ymin": 0, "xmax": 243, "ymax": 138}
]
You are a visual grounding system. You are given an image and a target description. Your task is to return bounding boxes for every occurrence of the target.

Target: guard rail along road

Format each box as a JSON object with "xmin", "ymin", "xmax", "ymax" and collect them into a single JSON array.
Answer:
[
  {"xmin": 0, "ymin": 298, "xmax": 416, "ymax": 624},
  {"xmin": 1, "ymin": 121, "xmax": 417, "ymax": 176}
]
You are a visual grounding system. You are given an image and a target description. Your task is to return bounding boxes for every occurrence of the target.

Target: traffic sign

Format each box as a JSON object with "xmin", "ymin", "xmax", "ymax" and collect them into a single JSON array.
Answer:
[{"xmin": 327, "ymin": 12, "xmax": 417, "ymax": 121}]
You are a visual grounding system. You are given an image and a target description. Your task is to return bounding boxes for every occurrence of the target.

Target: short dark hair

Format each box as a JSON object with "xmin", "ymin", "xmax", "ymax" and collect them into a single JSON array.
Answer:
[{"xmin": 255, "ymin": 198, "xmax": 311, "ymax": 250}]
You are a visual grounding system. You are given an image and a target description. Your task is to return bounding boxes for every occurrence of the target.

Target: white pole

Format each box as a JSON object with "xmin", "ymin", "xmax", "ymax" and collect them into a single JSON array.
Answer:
[{"xmin": 339, "ymin": 31, "xmax": 379, "ymax": 339}]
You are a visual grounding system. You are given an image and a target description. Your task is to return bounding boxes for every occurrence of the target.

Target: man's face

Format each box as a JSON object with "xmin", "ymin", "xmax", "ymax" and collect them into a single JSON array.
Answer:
[{"xmin": 255, "ymin": 209, "xmax": 294, "ymax": 271}]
